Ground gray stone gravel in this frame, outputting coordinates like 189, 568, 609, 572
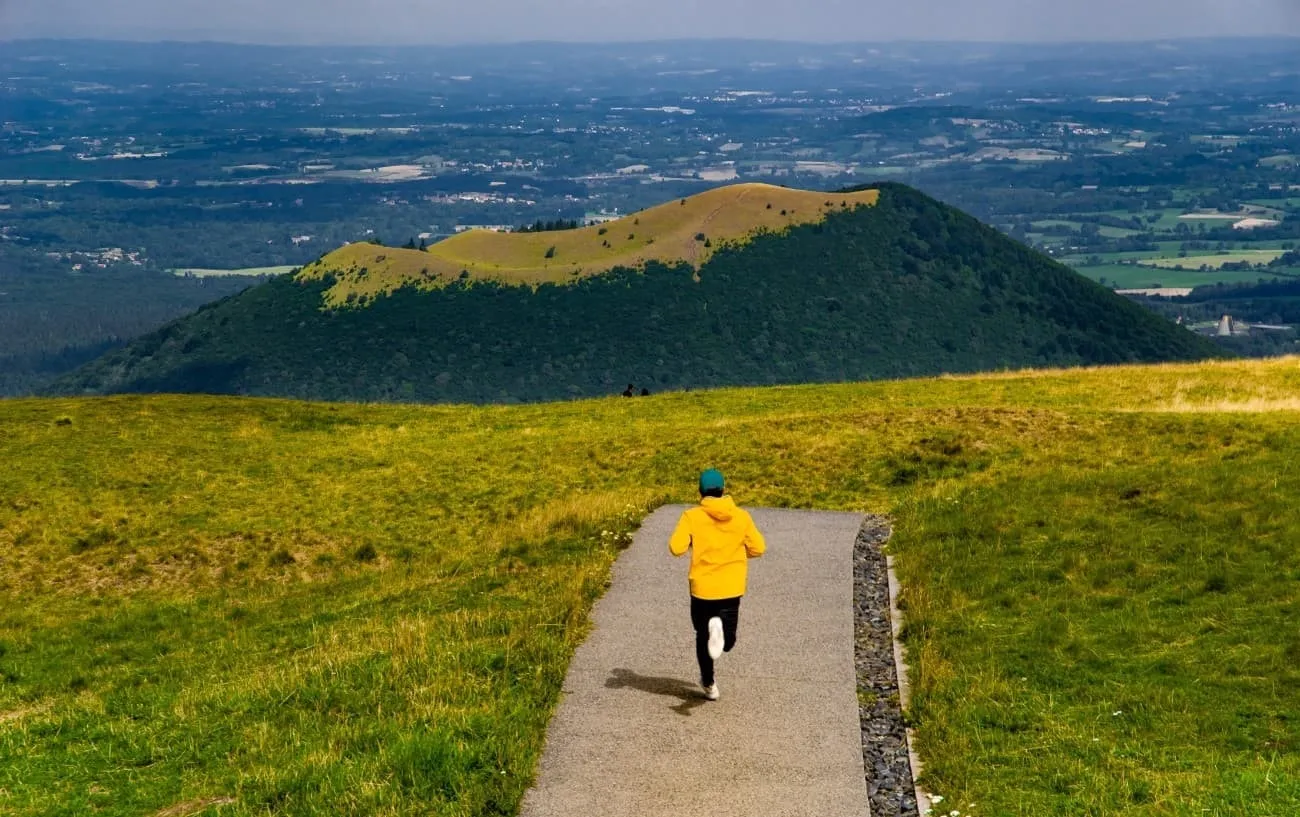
853, 517, 921, 817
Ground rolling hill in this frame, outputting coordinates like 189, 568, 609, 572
302, 183, 883, 305
51, 183, 1219, 402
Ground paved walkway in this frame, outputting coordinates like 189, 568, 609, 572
521, 506, 869, 817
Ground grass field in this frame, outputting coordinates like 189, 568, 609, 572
4, 359, 1300, 815
1140, 250, 1287, 270
1259, 155, 1298, 168
1071, 263, 1286, 289
1030, 220, 1142, 239
298, 183, 880, 305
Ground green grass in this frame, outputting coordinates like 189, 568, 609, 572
1028, 221, 1141, 240
4, 359, 1300, 814
1153, 210, 1212, 230
1098, 225, 1144, 238
1071, 263, 1286, 289
1066, 262, 1289, 291
1244, 198, 1300, 211
1063, 251, 1165, 265
1031, 220, 1082, 230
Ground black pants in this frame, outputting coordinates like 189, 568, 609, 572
690, 595, 741, 686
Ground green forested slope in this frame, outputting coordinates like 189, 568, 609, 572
51, 184, 1218, 402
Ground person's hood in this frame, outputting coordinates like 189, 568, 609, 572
700, 495, 736, 522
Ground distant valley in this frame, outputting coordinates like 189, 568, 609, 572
3, 39, 1297, 395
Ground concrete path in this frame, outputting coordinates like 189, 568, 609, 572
521, 506, 869, 817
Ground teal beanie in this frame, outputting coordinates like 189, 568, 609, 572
699, 468, 725, 494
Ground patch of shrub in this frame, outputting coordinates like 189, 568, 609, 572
352, 542, 378, 563
267, 548, 296, 567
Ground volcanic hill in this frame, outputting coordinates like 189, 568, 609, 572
52, 183, 1218, 402
303, 183, 884, 305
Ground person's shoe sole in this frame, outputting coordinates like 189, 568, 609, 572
707, 616, 724, 660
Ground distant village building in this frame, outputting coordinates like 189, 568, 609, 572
1217, 315, 1235, 337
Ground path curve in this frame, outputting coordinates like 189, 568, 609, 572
521, 506, 870, 817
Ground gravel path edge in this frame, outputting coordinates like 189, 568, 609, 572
886, 553, 933, 817
853, 517, 931, 817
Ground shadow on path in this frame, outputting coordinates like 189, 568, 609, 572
605, 668, 707, 716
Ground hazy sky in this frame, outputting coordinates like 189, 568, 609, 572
3, 0, 1299, 44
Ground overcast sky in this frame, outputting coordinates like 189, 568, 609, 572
3, 0, 1299, 44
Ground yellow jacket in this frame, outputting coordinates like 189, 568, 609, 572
669, 496, 766, 600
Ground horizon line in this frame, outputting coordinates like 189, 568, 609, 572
4, 34, 1299, 48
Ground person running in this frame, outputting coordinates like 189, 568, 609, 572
668, 469, 766, 701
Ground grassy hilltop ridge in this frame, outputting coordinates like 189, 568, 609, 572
300, 183, 883, 305
52, 183, 1219, 402
5, 358, 1300, 815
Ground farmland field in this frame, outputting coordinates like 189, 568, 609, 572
1071, 263, 1287, 289
1140, 250, 1287, 269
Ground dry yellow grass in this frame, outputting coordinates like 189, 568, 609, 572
0, 700, 53, 725
1149, 397, 1300, 413
298, 183, 879, 306
152, 798, 236, 817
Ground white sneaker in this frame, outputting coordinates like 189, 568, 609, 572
703, 682, 720, 701
707, 616, 724, 660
